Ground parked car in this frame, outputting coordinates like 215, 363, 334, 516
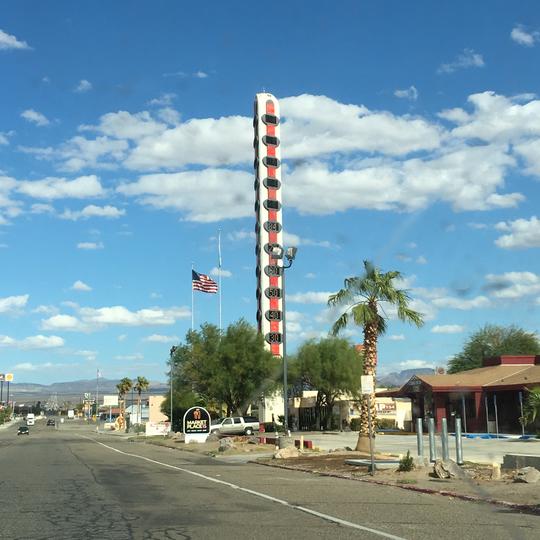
17, 426, 29, 436
46, 419, 56, 426
210, 416, 260, 436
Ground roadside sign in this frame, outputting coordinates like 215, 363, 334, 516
5, 373, 13, 382
183, 406, 211, 443
361, 375, 374, 395
0, 374, 4, 382
103, 395, 118, 406
84, 393, 91, 400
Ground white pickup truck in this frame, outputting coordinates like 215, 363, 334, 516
210, 416, 260, 436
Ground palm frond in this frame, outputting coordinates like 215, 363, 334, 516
331, 312, 350, 336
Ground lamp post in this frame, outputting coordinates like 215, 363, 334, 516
270, 245, 297, 434
169, 346, 177, 433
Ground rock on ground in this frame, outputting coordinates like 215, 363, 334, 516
433, 459, 467, 479
205, 432, 220, 442
274, 447, 300, 459
219, 437, 236, 452
514, 467, 540, 484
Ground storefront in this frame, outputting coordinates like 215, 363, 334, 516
391, 355, 540, 434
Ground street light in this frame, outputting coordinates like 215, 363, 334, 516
169, 346, 177, 433
270, 244, 297, 433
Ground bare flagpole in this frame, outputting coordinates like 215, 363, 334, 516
218, 229, 222, 332
191, 262, 194, 331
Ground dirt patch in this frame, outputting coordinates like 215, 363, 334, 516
254, 453, 540, 511
137, 435, 273, 457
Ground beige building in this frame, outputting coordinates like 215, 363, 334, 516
289, 390, 412, 431
148, 395, 168, 423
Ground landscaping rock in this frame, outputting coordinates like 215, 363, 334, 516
514, 467, 540, 484
413, 456, 429, 469
433, 459, 467, 479
274, 446, 300, 459
205, 432, 220, 442
247, 435, 259, 445
218, 437, 236, 452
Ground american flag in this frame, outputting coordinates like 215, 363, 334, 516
192, 270, 218, 293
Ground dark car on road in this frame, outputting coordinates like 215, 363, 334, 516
46, 419, 55, 426
17, 426, 29, 436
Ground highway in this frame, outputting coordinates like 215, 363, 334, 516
0, 420, 538, 539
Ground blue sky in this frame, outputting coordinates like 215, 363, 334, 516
1, 1, 540, 384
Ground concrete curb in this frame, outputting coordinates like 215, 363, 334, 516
252, 460, 540, 515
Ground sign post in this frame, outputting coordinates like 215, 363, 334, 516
361, 375, 375, 475
183, 406, 211, 443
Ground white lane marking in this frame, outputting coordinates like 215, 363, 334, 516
81, 436, 407, 540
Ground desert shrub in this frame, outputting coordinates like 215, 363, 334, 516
398, 450, 414, 472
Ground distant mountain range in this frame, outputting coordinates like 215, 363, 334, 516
378, 368, 435, 388
7, 378, 168, 404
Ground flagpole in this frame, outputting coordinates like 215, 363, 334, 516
95, 369, 100, 433
218, 229, 222, 333
191, 262, 194, 331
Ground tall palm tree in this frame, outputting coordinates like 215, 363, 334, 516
134, 376, 150, 425
116, 377, 133, 424
328, 260, 424, 452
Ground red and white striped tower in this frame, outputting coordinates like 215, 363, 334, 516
254, 93, 283, 357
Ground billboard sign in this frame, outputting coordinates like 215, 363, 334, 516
102, 395, 119, 406
5, 373, 13, 382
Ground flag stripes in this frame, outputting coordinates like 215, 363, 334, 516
192, 270, 218, 293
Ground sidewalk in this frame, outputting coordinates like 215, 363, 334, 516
293, 431, 540, 464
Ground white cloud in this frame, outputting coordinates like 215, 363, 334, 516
71, 280, 92, 292
484, 271, 540, 299
194, 71, 208, 78
74, 79, 93, 93
305, 272, 317, 279
431, 324, 465, 334
60, 205, 125, 221
0, 334, 64, 350
288, 291, 334, 304
118, 334, 127, 342
399, 359, 435, 369
21, 109, 50, 126
117, 169, 253, 222
148, 93, 177, 106
75, 350, 97, 360
282, 231, 332, 248
431, 295, 490, 310
0, 133, 10, 145
0, 294, 29, 313
30, 203, 55, 214
394, 86, 418, 101
388, 334, 405, 341
495, 216, 540, 249
210, 267, 232, 277
416, 256, 428, 264
0, 29, 30, 50
511, 25, 539, 47
438, 49, 485, 74
41, 314, 83, 331
32, 304, 58, 315
228, 230, 256, 241
143, 334, 180, 343
115, 353, 144, 361
77, 241, 104, 250
42, 305, 190, 332
17, 175, 105, 200
467, 222, 487, 230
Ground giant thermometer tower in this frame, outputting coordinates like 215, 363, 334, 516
254, 93, 284, 357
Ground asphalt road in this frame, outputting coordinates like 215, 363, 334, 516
0, 420, 538, 540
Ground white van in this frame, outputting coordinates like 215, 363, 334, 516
26, 413, 35, 426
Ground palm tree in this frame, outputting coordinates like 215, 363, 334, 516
116, 377, 133, 423
523, 387, 540, 426
328, 260, 424, 452
134, 376, 150, 425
